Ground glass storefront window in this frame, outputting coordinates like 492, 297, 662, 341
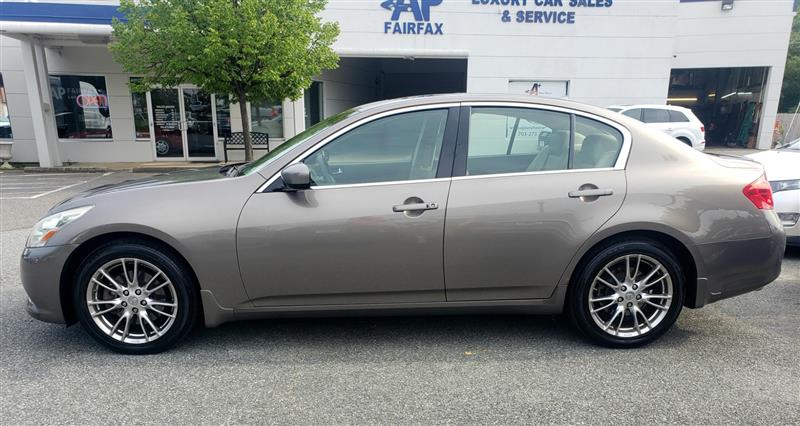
0, 74, 12, 139
130, 78, 150, 139
304, 81, 323, 129
250, 100, 283, 139
215, 95, 231, 139
49, 75, 112, 139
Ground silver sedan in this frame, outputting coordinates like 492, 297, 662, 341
21, 94, 785, 354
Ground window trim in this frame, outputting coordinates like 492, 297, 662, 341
257, 102, 460, 192
455, 101, 631, 177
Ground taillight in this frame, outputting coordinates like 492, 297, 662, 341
700, 126, 705, 133
743, 174, 774, 210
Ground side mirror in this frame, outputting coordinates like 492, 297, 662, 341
280, 163, 311, 190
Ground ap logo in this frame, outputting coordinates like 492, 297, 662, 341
380, 0, 442, 22
381, 0, 444, 35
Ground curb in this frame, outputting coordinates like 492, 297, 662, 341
23, 165, 220, 174
24, 166, 119, 173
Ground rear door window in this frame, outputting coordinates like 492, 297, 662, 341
642, 108, 671, 123
622, 108, 642, 121
467, 107, 571, 175
668, 110, 690, 122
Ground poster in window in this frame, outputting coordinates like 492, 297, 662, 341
49, 75, 112, 139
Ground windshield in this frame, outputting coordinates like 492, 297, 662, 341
777, 139, 800, 151
237, 108, 358, 176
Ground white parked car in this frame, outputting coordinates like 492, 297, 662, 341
608, 105, 705, 151
746, 139, 800, 246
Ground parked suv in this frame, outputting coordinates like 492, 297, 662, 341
608, 105, 705, 151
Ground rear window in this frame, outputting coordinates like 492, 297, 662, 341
642, 108, 670, 123
622, 108, 642, 121
668, 110, 690, 122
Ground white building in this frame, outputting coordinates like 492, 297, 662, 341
0, 0, 795, 165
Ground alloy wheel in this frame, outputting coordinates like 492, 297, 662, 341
587, 254, 673, 338
86, 257, 178, 344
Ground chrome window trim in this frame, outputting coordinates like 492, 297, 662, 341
451, 167, 617, 182
310, 177, 451, 190
460, 101, 632, 171
257, 103, 459, 192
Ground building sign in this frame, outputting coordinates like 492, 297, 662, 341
471, 0, 614, 24
509, 80, 569, 98
381, 0, 444, 35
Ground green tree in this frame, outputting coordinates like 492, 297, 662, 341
110, 0, 339, 161
779, 12, 800, 113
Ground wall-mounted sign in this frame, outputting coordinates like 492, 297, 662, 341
471, 0, 614, 24
509, 80, 569, 98
381, 0, 444, 35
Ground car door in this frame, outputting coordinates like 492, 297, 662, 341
444, 104, 628, 301
237, 106, 459, 306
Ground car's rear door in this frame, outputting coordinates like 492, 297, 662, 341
443, 103, 629, 301
237, 105, 460, 306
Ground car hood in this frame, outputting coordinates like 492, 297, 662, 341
745, 150, 800, 181
54, 167, 228, 209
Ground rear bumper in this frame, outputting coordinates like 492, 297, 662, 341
690, 230, 785, 308
20, 244, 77, 324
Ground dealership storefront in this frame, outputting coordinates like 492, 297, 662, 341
0, 0, 794, 166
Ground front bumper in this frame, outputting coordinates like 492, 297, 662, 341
20, 244, 77, 324
691, 227, 785, 308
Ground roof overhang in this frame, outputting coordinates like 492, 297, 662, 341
0, 2, 121, 41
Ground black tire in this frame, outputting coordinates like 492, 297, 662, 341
677, 137, 693, 147
72, 240, 198, 354
568, 239, 685, 348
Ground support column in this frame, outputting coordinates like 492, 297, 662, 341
19, 36, 61, 166
756, 66, 785, 150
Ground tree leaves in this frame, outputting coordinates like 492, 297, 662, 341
110, 0, 340, 160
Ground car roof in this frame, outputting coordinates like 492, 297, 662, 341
351, 93, 624, 123
612, 104, 692, 112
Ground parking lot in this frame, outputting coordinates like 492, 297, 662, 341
1, 171, 798, 424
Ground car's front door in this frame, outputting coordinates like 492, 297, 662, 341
444, 105, 628, 301
237, 106, 459, 306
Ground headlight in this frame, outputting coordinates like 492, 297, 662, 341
27, 206, 93, 248
770, 179, 800, 194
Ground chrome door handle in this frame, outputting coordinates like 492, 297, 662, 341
568, 189, 613, 198
392, 202, 438, 212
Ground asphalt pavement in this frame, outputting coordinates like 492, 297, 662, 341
1, 171, 798, 424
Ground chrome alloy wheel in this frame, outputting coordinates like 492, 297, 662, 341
86, 258, 178, 344
588, 254, 673, 338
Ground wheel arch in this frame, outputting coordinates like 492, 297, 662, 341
59, 231, 204, 326
564, 228, 700, 309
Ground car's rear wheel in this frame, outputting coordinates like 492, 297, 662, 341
73, 241, 198, 354
677, 137, 692, 147
569, 239, 685, 348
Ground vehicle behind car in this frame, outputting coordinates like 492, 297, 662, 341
747, 138, 800, 246
608, 104, 705, 151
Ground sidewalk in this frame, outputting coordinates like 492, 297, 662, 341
20, 161, 224, 173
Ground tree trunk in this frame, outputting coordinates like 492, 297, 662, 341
236, 91, 253, 162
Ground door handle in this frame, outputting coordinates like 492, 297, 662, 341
568, 189, 613, 198
392, 202, 438, 212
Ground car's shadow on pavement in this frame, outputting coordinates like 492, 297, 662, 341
171, 312, 694, 361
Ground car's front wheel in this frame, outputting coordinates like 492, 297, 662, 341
569, 239, 685, 348
72, 241, 198, 354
